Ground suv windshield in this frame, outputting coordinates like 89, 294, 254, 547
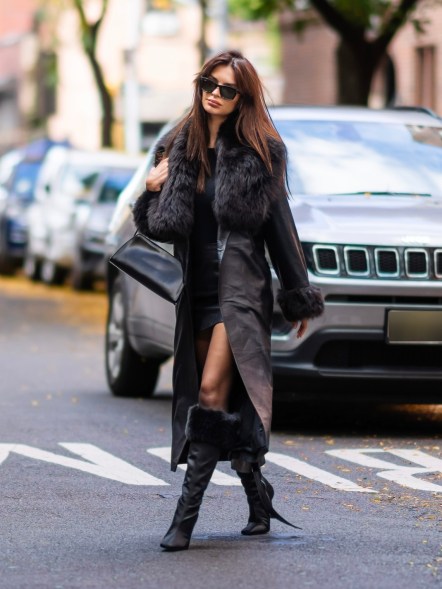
60, 165, 101, 200
98, 169, 135, 204
276, 120, 442, 198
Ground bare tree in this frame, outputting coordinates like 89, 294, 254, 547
72, 0, 113, 146
39, 0, 114, 146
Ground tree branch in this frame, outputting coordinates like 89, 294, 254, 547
98, 0, 109, 23
73, 0, 88, 29
309, 0, 364, 46
375, 0, 419, 52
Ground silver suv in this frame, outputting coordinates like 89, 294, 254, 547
105, 106, 442, 401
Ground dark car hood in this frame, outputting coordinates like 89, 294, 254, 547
292, 193, 442, 247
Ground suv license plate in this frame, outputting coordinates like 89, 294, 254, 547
386, 310, 442, 344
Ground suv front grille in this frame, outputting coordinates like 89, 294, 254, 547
375, 248, 399, 277
434, 249, 442, 277
310, 244, 442, 280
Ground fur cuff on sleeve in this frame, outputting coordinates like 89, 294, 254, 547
277, 285, 324, 322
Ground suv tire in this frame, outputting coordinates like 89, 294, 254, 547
41, 259, 68, 285
71, 263, 94, 291
23, 252, 42, 281
0, 236, 15, 275
105, 277, 161, 398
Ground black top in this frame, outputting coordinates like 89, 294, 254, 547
191, 148, 218, 249
190, 148, 222, 330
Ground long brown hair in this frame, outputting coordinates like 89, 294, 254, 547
169, 50, 284, 192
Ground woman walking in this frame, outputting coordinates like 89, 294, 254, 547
133, 49, 324, 551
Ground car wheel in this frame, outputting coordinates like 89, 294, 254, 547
105, 278, 162, 398
41, 259, 68, 285
0, 253, 15, 275
23, 252, 42, 281
71, 260, 94, 291
0, 239, 15, 275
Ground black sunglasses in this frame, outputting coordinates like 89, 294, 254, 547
200, 76, 239, 101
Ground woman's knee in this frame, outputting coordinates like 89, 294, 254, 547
199, 378, 226, 409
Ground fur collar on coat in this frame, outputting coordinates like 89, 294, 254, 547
133, 115, 287, 240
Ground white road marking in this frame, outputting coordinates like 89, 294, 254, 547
266, 451, 377, 493
0, 443, 440, 492
326, 449, 442, 493
147, 447, 241, 485
0, 443, 168, 486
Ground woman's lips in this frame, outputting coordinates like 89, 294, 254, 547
207, 98, 220, 107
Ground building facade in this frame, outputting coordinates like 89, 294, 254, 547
0, 0, 39, 152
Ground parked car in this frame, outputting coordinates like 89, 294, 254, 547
70, 162, 142, 290
24, 146, 140, 285
0, 138, 67, 274
104, 106, 442, 401
0, 148, 22, 205
0, 148, 22, 181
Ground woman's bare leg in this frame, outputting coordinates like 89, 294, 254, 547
194, 322, 235, 411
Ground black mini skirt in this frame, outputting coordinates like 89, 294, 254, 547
191, 243, 223, 333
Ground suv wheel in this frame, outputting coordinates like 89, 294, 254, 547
0, 254, 15, 275
71, 264, 94, 291
105, 278, 161, 398
23, 252, 42, 281
41, 259, 68, 285
0, 238, 15, 275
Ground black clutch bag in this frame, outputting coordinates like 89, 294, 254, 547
109, 232, 184, 304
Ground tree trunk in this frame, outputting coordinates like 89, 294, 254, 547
336, 40, 378, 105
198, 0, 209, 66
86, 50, 114, 147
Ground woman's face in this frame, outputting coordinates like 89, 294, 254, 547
200, 64, 240, 119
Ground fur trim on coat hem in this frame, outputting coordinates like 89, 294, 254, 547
185, 405, 241, 450
277, 285, 324, 322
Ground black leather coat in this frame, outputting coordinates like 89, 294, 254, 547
133, 115, 324, 471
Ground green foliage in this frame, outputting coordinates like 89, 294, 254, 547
228, 0, 435, 35
267, 13, 282, 68
331, 0, 391, 29
410, 16, 431, 34
228, 0, 286, 20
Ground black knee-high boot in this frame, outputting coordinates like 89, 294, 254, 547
160, 405, 240, 552
237, 464, 302, 536
238, 470, 274, 535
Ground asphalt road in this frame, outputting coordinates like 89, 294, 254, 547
0, 275, 440, 589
